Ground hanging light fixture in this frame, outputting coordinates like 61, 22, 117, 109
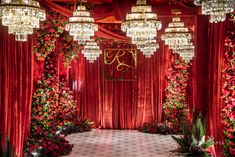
136, 39, 159, 58
0, 0, 46, 41
121, 0, 161, 57
65, 0, 98, 45
172, 42, 195, 63
161, 10, 193, 49
162, 10, 195, 63
81, 39, 102, 63
201, 0, 234, 23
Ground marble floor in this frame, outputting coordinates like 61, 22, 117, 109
63, 129, 178, 157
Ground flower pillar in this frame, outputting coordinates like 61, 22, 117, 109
163, 57, 190, 132
222, 31, 235, 157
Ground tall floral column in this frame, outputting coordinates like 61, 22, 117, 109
222, 31, 235, 157
24, 52, 73, 156
163, 58, 190, 132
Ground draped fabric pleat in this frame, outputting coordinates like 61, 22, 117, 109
0, 26, 34, 156
207, 21, 235, 156
69, 42, 171, 129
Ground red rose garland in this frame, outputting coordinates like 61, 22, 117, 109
34, 12, 66, 59
34, 11, 79, 66
24, 53, 73, 156
139, 58, 190, 134
60, 32, 80, 66
163, 58, 190, 133
222, 31, 235, 157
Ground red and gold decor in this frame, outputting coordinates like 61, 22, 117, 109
222, 30, 235, 157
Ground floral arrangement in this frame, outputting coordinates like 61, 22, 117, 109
229, 12, 235, 22
62, 118, 94, 135
24, 53, 94, 156
34, 12, 66, 59
163, 58, 190, 133
24, 53, 73, 157
57, 81, 94, 134
34, 11, 79, 66
222, 31, 235, 157
60, 32, 80, 66
139, 58, 190, 134
139, 121, 174, 134
57, 81, 78, 128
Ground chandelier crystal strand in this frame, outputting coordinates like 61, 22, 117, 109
81, 39, 102, 63
172, 42, 195, 63
0, 0, 46, 41
65, 4, 98, 45
202, 0, 234, 23
121, 0, 161, 57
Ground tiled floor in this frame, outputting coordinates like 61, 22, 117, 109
63, 129, 178, 157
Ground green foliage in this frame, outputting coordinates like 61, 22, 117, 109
0, 134, 15, 157
171, 113, 214, 157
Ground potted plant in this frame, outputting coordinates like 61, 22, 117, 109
171, 113, 215, 157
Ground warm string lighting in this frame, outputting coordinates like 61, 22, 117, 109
161, 10, 194, 63
81, 39, 102, 63
121, 0, 161, 58
0, 0, 46, 41
65, 0, 98, 45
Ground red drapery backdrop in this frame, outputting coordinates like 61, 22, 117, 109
0, 0, 234, 155
0, 26, 34, 157
206, 20, 235, 156
69, 42, 172, 129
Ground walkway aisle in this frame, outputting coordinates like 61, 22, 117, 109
63, 129, 178, 157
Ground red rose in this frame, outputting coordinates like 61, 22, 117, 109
228, 133, 233, 139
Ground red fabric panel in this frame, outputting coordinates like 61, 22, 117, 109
0, 26, 34, 157
69, 42, 171, 129
207, 21, 233, 157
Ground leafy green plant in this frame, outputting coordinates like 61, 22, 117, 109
0, 134, 15, 157
171, 113, 214, 157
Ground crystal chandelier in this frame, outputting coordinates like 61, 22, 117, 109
161, 10, 195, 63
172, 42, 195, 63
201, 0, 234, 23
161, 13, 193, 48
136, 39, 159, 58
0, 0, 46, 41
121, 0, 161, 57
81, 39, 102, 63
65, 3, 98, 45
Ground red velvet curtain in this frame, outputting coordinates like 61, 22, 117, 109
0, 26, 34, 156
69, 41, 172, 129
207, 20, 235, 156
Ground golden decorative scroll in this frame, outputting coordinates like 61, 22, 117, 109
104, 49, 137, 72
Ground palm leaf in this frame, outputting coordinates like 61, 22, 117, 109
198, 135, 206, 147
202, 138, 215, 149
172, 135, 186, 147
